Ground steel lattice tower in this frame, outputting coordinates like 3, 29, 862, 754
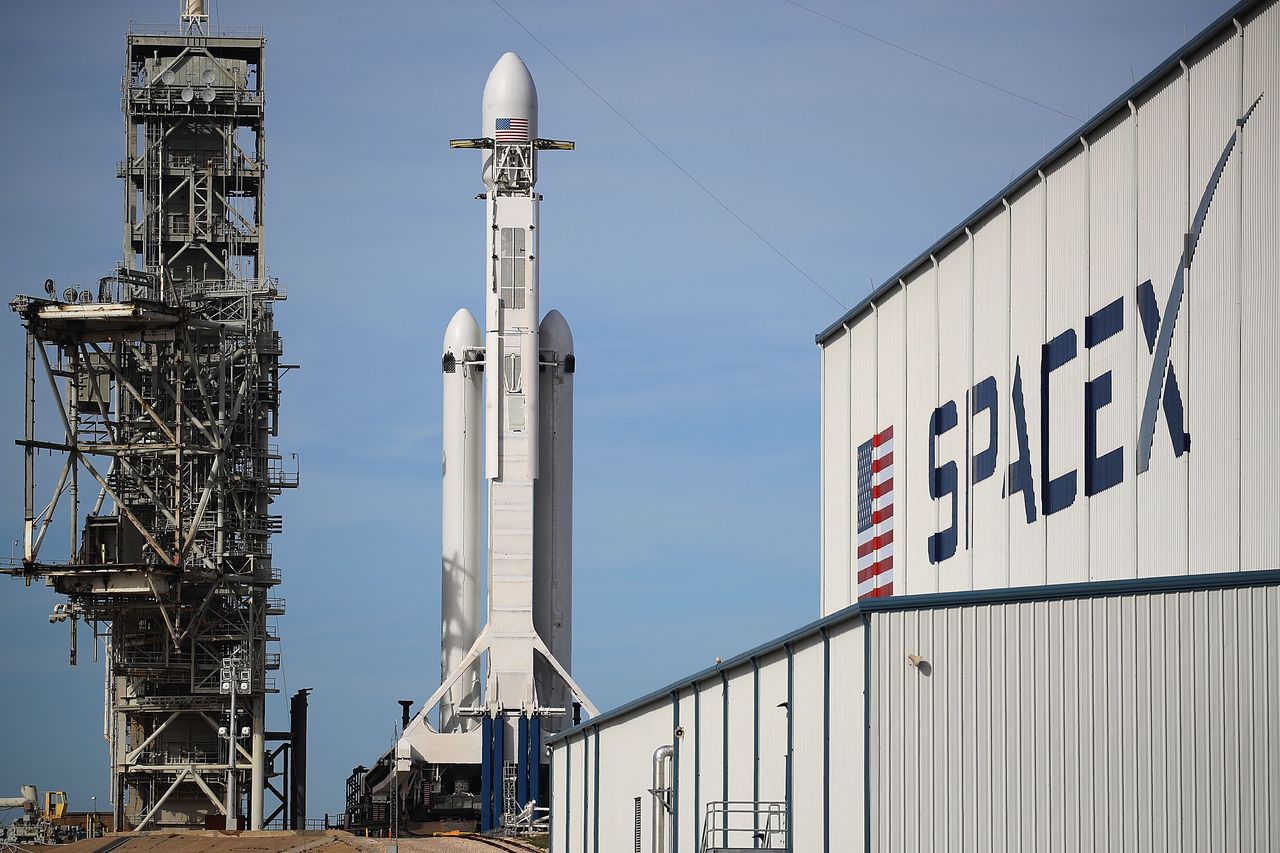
5, 5, 295, 831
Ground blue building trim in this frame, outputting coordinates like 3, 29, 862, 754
863, 616, 872, 853
820, 627, 831, 853
815, 0, 1264, 346
784, 643, 794, 853
751, 657, 760, 842
720, 669, 729, 851
592, 726, 600, 853
671, 691, 681, 853
548, 569, 1280, 745
693, 685, 701, 849
563, 735, 571, 853
582, 730, 589, 852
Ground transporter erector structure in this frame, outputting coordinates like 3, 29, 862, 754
4, 0, 307, 832
357, 53, 596, 833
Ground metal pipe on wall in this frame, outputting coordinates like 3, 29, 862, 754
650, 744, 673, 853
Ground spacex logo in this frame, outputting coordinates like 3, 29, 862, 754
923, 95, 1263, 566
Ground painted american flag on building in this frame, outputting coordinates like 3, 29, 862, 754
856, 426, 894, 598
495, 117, 530, 141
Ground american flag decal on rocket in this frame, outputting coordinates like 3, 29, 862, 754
856, 426, 894, 598
495, 117, 530, 141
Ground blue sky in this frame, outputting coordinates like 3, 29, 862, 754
0, 0, 1232, 818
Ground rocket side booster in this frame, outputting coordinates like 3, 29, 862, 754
392, 56, 594, 813
534, 309, 574, 733
440, 308, 483, 733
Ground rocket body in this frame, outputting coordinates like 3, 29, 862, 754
438, 52, 582, 723
386, 52, 594, 832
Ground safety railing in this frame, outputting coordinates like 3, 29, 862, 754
128, 22, 264, 38
700, 801, 788, 852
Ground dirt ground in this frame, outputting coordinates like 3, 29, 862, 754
16, 830, 545, 853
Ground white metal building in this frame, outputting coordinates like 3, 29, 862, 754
550, 574, 1280, 852
817, 0, 1279, 613
549, 1, 1280, 850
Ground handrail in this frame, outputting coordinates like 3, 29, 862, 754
128, 22, 264, 38
700, 800, 789, 851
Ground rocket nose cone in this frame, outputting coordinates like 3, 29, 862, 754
482, 52, 538, 140
538, 309, 573, 353
444, 308, 482, 353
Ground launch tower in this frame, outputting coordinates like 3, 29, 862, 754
4, 1, 295, 832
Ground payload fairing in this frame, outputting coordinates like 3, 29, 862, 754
370, 53, 596, 832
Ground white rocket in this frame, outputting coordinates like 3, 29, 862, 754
390, 54, 596, 823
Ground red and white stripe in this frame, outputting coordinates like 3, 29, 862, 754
857, 427, 894, 598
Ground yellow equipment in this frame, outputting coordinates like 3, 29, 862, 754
42, 792, 66, 821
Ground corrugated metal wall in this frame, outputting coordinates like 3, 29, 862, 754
550, 576, 1279, 852
869, 584, 1280, 851
819, 0, 1280, 615
551, 616, 869, 853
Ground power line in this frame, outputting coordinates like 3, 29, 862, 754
487, 0, 847, 310
780, 0, 1083, 123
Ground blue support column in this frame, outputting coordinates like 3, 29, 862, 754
480, 715, 493, 832
517, 716, 530, 808
530, 715, 542, 808
491, 718, 506, 830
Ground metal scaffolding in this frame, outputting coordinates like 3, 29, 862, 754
4, 13, 295, 832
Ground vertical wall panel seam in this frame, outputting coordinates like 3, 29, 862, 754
902, 279, 909, 595
820, 346, 827, 614
693, 685, 701, 851
1182, 63, 1191, 577
785, 644, 794, 853
864, 616, 873, 853
1040, 170, 1049, 585
1084, 135, 1093, 583
1004, 199, 1013, 589
592, 726, 600, 853
934, 255, 941, 593
564, 738, 571, 853
964, 229, 974, 577
671, 693, 680, 853
751, 657, 760, 841
1234, 19, 1244, 572
721, 670, 729, 851
1130, 99, 1140, 586
849, 322, 860, 601
821, 627, 831, 853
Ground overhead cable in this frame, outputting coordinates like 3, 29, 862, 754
781, 0, 1084, 123
488, 0, 848, 310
